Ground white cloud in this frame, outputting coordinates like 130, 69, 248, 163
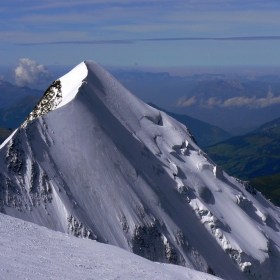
176, 96, 197, 107
0, 75, 4, 81
205, 97, 221, 108
177, 90, 280, 109
14, 58, 52, 86
221, 96, 256, 107
221, 91, 280, 108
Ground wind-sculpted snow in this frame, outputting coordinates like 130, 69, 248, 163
0, 213, 222, 280
0, 61, 280, 279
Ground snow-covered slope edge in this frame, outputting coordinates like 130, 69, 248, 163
0, 213, 221, 280
0, 61, 280, 279
21, 62, 88, 128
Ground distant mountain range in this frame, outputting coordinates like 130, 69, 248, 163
0, 87, 232, 147
0, 82, 42, 144
205, 117, 280, 180
253, 117, 280, 133
172, 77, 280, 135
113, 69, 280, 135
249, 173, 280, 207
204, 117, 280, 206
2, 70, 280, 136
0, 126, 13, 144
0, 80, 42, 109
0, 95, 40, 129
0, 80, 42, 136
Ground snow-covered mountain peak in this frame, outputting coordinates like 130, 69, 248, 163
1, 61, 280, 279
22, 60, 162, 134
21, 62, 87, 128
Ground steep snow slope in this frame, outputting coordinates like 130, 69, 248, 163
0, 213, 222, 280
0, 61, 280, 279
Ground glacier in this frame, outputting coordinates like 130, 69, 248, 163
0, 61, 280, 279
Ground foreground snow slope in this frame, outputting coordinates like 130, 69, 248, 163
0, 213, 221, 280
0, 61, 280, 279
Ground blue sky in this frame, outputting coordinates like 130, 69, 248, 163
1, 0, 280, 69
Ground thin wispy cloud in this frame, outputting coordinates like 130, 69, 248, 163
0, 31, 90, 44
17, 36, 280, 45
17, 0, 173, 11
6, 0, 280, 11
1, 0, 280, 66
142, 36, 280, 41
219, 92, 280, 108
177, 96, 197, 107
14, 6, 280, 27
3, 0, 280, 44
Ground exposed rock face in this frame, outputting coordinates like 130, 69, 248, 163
22, 80, 62, 128
236, 179, 257, 195
132, 224, 167, 261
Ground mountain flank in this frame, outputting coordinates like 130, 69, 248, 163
0, 80, 42, 109
250, 173, 280, 207
148, 103, 232, 147
0, 95, 40, 129
205, 117, 280, 180
0, 126, 13, 144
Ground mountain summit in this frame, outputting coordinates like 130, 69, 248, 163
1, 61, 280, 279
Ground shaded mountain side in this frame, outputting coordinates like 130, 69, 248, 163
148, 103, 232, 147
205, 119, 280, 180
0, 95, 40, 128
250, 173, 280, 207
0, 126, 13, 144
253, 117, 280, 133
0, 80, 42, 109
